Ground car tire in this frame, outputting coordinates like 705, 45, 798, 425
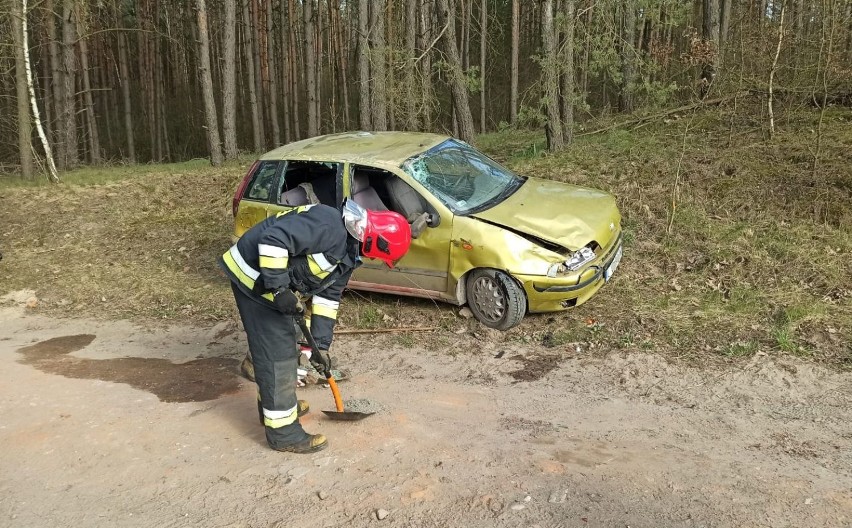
465, 269, 526, 331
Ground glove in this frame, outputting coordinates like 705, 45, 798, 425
272, 289, 305, 314
309, 349, 332, 376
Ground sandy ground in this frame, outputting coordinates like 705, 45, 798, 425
1, 293, 850, 528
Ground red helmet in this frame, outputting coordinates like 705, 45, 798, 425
361, 210, 412, 268
343, 199, 412, 268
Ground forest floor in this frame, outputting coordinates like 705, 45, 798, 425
0, 108, 850, 526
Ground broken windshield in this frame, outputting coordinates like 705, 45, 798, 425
402, 140, 524, 215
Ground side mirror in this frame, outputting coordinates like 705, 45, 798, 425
426, 211, 440, 228
410, 213, 429, 239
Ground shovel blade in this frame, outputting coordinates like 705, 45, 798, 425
322, 410, 375, 421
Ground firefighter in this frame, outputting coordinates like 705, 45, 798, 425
220, 200, 411, 453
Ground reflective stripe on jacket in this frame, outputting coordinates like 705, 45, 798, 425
219, 204, 360, 350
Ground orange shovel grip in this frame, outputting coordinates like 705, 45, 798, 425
327, 376, 345, 412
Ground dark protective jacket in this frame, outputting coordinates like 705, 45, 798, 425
219, 204, 360, 350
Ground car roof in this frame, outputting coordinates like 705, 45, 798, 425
259, 131, 450, 168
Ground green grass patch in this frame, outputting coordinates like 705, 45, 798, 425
721, 341, 759, 358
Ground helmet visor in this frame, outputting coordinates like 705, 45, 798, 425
342, 198, 368, 241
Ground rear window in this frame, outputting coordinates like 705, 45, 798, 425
245, 161, 281, 201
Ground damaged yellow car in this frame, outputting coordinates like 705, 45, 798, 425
231, 132, 623, 330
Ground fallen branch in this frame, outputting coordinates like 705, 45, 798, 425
336, 326, 437, 335
576, 92, 752, 137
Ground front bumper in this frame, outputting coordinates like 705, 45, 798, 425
516, 235, 623, 313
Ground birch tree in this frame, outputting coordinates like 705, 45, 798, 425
20, 0, 59, 181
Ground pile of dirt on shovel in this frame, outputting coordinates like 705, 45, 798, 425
342, 398, 386, 413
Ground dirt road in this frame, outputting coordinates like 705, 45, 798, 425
1, 294, 850, 528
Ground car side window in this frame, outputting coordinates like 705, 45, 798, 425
278, 161, 342, 208
245, 161, 280, 202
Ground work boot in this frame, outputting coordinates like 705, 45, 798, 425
257, 400, 310, 426
239, 355, 255, 382
267, 421, 328, 454
272, 433, 328, 454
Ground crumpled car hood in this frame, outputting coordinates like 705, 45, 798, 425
472, 177, 620, 251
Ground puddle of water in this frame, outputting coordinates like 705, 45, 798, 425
17, 334, 241, 403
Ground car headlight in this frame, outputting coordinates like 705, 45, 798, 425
547, 247, 596, 277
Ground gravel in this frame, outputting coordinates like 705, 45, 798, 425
341, 398, 385, 414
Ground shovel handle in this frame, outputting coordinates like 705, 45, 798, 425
327, 376, 345, 412
296, 317, 344, 412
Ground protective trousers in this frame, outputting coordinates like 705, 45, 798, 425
231, 283, 307, 448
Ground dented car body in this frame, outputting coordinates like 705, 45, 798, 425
232, 131, 623, 329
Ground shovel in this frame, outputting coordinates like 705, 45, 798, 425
296, 317, 374, 421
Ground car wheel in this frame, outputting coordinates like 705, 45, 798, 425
466, 269, 526, 330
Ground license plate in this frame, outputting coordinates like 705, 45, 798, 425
604, 246, 623, 282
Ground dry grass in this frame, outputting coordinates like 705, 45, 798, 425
1, 107, 850, 367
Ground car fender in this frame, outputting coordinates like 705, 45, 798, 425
448, 216, 564, 302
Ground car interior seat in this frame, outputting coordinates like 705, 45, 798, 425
385, 177, 430, 238
351, 173, 388, 211
279, 182, 319, 206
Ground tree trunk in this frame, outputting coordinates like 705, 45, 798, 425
46, 0, 63, 149
358, 0, 372, 129
96, 36, 113, 156
419, 0, 434, 130
436, 0, 475, 142
768, 5, 785, 139
305, 0, 319, 136
242, 0, 263, 152
242, 0, 263, 151
138, 0, 155, 162
542, 0, 564, 150
196, 0, 223, 166
619, 0, 636, 112
78, 18, 101, 165
720, 0, 733, 66
560, 0, 575, 144
40, 34, 53, 152
266, 0, 280, 146
479, 0, 487, 133
222, 0, 238, 158
288, 0, 302, 139
325, 0, 338, 129
461, 0, 470, 72
251, 0, 267, 147
60, 0, 78, 169
117, 31, 136, 163
370, 0, 389, 130
280, 1, 292, 143
333, 2, 351, 129
22, 0, 59, 181
846, 1, 852, 65
318, 0, 327, 131
702, 0, 721, 95
581, 3, 593, 96
510, 0, 519, 125
13, 0, 34, 179
406, 0, 419, 130
156, 49, 170, 161
152, 0, 163, 161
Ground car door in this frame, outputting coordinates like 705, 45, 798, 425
349, 165, 453, 299
234, 160, 282, 236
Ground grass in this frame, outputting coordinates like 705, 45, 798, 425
1, 106, 850, 367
